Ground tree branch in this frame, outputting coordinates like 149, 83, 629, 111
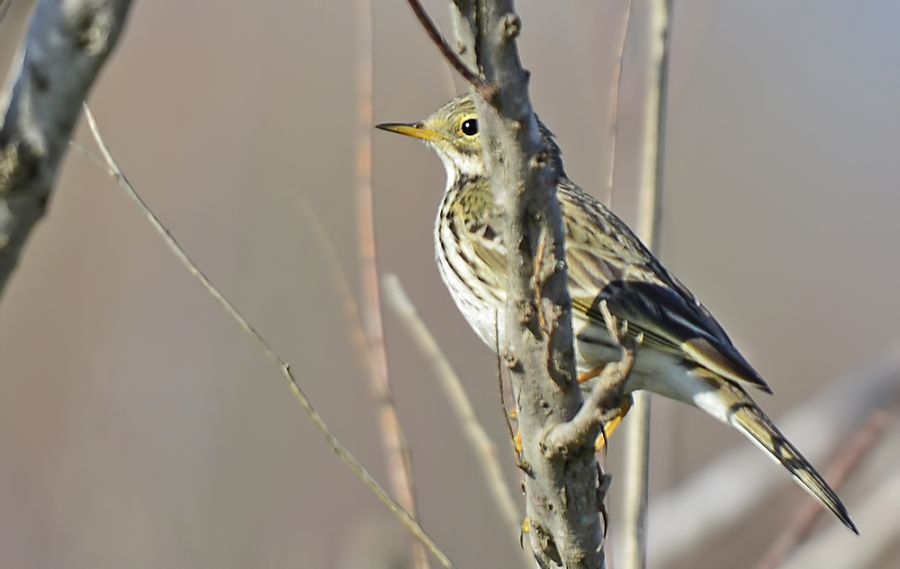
405, 0, 494, 99
622, 2, 672, 568
0, 0, 133, 297
544, 303, 640, 455
446, 1, 609, 567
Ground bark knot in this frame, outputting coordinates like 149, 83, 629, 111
500, 13, 521, 40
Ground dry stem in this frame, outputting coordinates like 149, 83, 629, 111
405, 0, 494, 99
80, 105, 454, 569
354, 2, 428, 567
623, 2, 673, 568
605, 0, 634, 208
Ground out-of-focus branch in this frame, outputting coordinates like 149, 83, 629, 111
605, 0, 633, 208
383, 275, 526, 550
623, 2, 672, 568
755, 408, 895, 569
0, 0, 11, 26
299, 202, 373, 384
645, 344, 900, 564
354, 3, 427, 568
779, 454, 900, 569
446, 1, 613, 567
0, 0, 133, 297
79, 107, 455, 569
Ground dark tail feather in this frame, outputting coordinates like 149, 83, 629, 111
728, 394, 858, 534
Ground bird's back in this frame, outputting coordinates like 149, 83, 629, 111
435, 174, 767, 393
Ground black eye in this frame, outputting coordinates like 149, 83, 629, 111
461, 118, 479, 136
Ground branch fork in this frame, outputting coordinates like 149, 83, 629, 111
544, 300, 641, 457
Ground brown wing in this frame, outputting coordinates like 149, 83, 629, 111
559, 180, 772, 393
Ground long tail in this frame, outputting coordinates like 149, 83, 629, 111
725, 386, 859, 533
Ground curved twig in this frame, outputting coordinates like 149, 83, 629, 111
405, 0, 495, 100
79, 105, 455, 569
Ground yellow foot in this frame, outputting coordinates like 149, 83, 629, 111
594, 396, 633, 452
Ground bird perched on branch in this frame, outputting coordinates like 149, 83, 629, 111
377, 94, 857, 533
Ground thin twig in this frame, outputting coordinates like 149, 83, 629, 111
605, 0, 634, 208
755, 408, 895, 569
623, 2, 673, 568
79, 105, 454, 569
383, 274, 523, 541
355, 2, 428, 568
405, 0, 495, 100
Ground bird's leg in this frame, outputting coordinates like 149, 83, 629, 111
578, 364, 607, 384
595, 395, 633, 451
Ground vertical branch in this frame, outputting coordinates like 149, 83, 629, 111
605, 0, 634, 208
449, 2, 606, 568
354, 2, 428, 568
622, 1, 672, 569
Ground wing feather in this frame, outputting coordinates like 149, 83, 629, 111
559, 181, 772, 393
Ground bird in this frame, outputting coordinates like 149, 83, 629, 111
376, 94, 857, 533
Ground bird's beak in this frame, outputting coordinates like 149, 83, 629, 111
375, 122, 440, 142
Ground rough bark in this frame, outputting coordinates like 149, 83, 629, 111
450, 2, 608, 567
0, 0, 133, 297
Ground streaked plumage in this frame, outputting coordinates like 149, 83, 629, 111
377, 95, 857, 533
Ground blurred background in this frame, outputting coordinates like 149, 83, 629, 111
1, 1, 899, 567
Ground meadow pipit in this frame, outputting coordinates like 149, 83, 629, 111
377, 95, 856, 532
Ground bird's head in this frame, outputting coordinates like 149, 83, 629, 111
377, 94, 564, 187
376, 95, 485, 184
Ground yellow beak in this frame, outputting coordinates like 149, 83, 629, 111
375, 122, 441, 142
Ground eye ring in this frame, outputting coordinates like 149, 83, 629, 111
460, 118, 479, 136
